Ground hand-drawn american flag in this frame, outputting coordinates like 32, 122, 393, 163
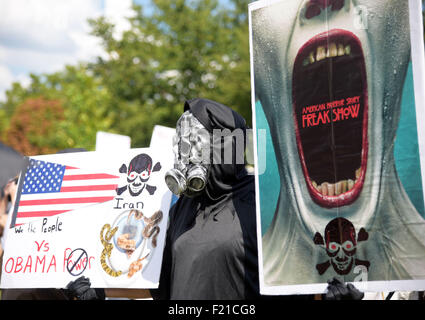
13, 158, 119, 226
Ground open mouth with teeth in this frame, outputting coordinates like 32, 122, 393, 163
293, 29, 368, 208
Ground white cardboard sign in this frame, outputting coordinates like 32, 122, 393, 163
0, 147, 173, 289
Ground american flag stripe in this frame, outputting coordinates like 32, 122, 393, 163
16, 190, 117, 200
62, 173, 118, 181
60, 184, 119, 192
59, 178, 119, 187
16, 203, 97, 213
13, 158, 120, 226
19, 196, 116, 206
15, 210, 70, 218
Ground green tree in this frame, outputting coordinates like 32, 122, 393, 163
1, 65, 115, 153
89, 0, 252, 147
1, 0, 253, 151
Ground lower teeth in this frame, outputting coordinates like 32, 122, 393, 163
312, 168, 360, 196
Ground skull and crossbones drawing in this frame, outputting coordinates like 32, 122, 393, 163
313, 217, 370, 275
116, 154, 161, 196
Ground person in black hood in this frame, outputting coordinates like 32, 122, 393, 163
152, 98, 259, 300
149, 98, 364, 300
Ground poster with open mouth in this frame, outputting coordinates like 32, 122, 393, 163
0, 148, 173, 289
249, 0, 425, 295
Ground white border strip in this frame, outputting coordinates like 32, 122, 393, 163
260, 279, 425, 296
248, 1, 267, 297
409, 0, 425, 214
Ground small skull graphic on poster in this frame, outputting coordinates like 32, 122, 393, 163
116, 154, 161, 197
313, 217, 370, 276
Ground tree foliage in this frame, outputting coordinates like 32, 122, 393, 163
88, 0, 251, 147
5, 97, 64, 155
1, 65, 115, 153
0, 0, 252, 154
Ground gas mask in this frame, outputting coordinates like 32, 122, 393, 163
165, 111, 210, 197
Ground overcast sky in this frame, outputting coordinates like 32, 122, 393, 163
0, 0, 137, 101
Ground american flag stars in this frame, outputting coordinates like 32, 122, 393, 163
22, 159, 66, 194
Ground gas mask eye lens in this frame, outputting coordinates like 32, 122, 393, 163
187, 176, 206, 192
165, 169, 187, 195
186, 164, 208, 192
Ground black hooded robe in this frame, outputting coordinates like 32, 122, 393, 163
151, 98, 260, 300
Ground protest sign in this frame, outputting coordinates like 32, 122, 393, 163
249, 0, 425, 294
96, 131, 131, 152
0, 148, 173, 289
149, 125, 175, 149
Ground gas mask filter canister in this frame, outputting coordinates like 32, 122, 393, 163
165, 111, 210, 196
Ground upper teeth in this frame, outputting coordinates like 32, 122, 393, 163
303, 43, 351, 66
312, 167, 361, 196
316, 46, 326, 61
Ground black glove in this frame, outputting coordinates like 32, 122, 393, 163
324, 277, 364, 300
64, 276, 105, 300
